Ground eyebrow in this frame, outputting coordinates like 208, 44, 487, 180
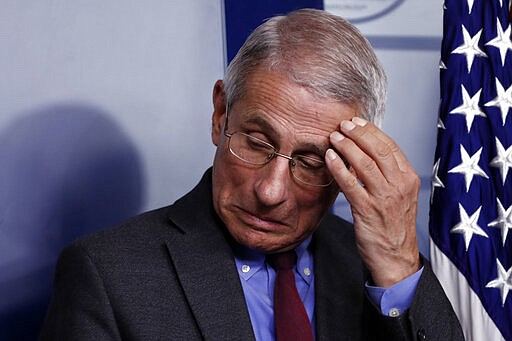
242, 115, 279, 138
241, 113, 329, 157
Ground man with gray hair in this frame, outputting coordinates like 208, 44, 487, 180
41, 9, 464, 340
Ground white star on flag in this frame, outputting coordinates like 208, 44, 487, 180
485, 18, 512, 66
490, 137, 512, 185
488, 198, 512, 246
467, 0, 475, 14
431, 158, 445, 203
450, 84, 486, 132
452, 25, 487, 73
450, 204, 488, 251
438, 118, 446, 129
484, 78, 512, 126
486, 259, 512, 306
449, 145, 489, 191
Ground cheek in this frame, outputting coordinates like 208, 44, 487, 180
299, 185, 337, 207
296, 189, 338, 222
212, 149, 249, 205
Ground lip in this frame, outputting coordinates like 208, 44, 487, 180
236, 206, 288, 232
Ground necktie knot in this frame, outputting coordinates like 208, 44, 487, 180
267, 250, 297, 271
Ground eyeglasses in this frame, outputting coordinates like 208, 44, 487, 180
224, 131, 334, 187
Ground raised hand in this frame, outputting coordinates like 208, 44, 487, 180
325, 117, 421, 287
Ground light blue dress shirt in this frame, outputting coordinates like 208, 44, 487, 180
233, 237, 423, 341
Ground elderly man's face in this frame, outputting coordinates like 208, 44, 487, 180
211, 69, 356, 253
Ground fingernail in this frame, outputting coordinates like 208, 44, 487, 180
326, 149, 337, 160
352, 117, 368, 126
330, 131, 345, 142
341, 120, 356, 131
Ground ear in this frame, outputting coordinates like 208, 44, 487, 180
211, 79, 227, 146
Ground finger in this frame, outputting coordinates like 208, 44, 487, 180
340, 117, 413, 180
350, 117, 412, 173
325, 146, 370, 209
329, 130, 388, 192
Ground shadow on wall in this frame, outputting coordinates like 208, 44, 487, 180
0, 103, 144, 340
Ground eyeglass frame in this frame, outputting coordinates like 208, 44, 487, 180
222, 104, 334, 187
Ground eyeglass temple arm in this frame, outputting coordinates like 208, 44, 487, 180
222, 102, 231, 134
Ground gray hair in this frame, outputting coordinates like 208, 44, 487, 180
223, 8, 387, 125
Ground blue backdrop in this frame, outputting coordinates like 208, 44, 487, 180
224, 0, 323, 63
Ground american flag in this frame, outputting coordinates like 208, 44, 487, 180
429, 0, 512, 340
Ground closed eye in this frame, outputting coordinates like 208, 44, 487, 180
245, 134, 274, 152
295, 155, 325, 170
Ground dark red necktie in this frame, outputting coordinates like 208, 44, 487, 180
267, 251, 314, 341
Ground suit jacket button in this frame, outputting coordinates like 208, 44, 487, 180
417, 328, 426, 340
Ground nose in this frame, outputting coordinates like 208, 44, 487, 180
253, 155, 291, 207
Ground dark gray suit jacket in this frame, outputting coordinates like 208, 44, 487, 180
40, 169, 464, 340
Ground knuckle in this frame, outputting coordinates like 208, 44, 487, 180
408, 172, 421, 190
351, 126, 369, 139
397, 174, 420, 198
360, 158, 378, 174
388, 141, 400, 154
352, 197, 372, 215
345, 176, 361, 191
375, 143, 392, 159
413, 173, 421, 187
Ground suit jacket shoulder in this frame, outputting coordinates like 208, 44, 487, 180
41, 170, 255, 341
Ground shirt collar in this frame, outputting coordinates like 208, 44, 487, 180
295, 237, 314, 285
233, 237, 313, 284
233, 243, 266, 281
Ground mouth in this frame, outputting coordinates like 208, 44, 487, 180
236, 206, 289, 232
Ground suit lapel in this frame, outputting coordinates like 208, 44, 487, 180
164, 170, 255, 341
313, 215, 366, 341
